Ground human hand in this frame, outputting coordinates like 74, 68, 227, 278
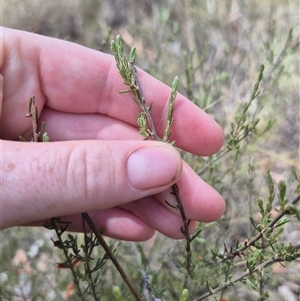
1, 27, 225, 241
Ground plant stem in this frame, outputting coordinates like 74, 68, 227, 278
51, 219, 84, 299
111, 36, 193, 276
82, 217, 99, 301
129, 63, 192, 275
170, 184, 192, 276
81, 213, 142, 301
194, 254, 283, 301
128, 61, 159, 141
230, 193, 300, 257
205, 192, 300, 267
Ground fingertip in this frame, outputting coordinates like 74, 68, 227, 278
212, 119, 225, 154
204, 193, 226, 222
126, 142, 182, 190
192, 180, 226, 223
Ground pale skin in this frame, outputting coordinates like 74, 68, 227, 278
0, 27, 225, 241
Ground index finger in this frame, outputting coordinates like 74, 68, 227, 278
1, 27, 223, 155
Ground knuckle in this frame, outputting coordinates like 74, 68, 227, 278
66, 144, 116, 204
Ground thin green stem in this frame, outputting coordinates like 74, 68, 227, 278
194, 254, 282, 301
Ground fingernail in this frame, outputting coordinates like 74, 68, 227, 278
127, 145, 181, 190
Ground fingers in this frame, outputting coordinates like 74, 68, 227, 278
33, 107, 143, 142
120, 197, 197, 239
1, 27, 223, 155
1, 27, 226, 239
28, 208, 157, 241
1, 139, 182, 229
27, 197, 197, 241
156, 162, 226, 222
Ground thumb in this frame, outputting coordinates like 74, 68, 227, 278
2, 140, 182, 229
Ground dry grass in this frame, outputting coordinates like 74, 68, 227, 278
1, 0, 299, 300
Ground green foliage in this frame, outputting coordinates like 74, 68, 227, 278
111, 35, 178, 145
179, 288, 189, 301
112, 286, 127, 301
112, 35, 193, 278
109, 34, 300, 301
162, 76, 178, 145
2, 1, 300, 301
44, 217, 111, 300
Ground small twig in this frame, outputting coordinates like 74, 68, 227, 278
194, 254, 283, 301
198, 65, 265, 176
229, 193, 300, 257
206, 192, 300, 267
26, 96, 39, 142
138, 269, 161, 301
50, 218, 84, 299
111, 36, 193, 275
169, 184, 193, 276
20, 96, 49, 142
218, 262, 234, 301
82, 217, 98, 301
254, 29, 295, 109
81, 213, 142, 301
197, 131, 252, 175
129, 62, 193, 275
128, 61, 159, 141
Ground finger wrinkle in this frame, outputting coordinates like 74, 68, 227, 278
97, 57, 116, 116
